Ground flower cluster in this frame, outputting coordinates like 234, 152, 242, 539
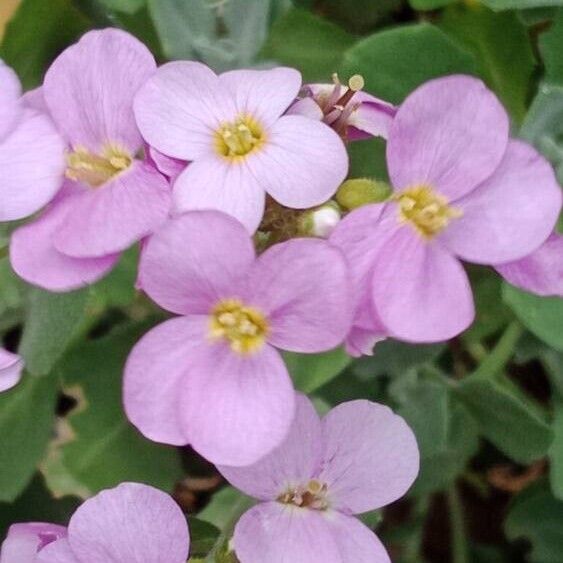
1, 26, 561, 563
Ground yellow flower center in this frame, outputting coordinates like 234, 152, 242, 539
395, 185, 462, 239
215, 115, 265, 161
278, 480, 329, 511
209, 298, 269, 355
65, 145, 132, 188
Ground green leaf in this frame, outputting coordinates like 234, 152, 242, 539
394, 378, 479, 495
439, 5, 535, 122
189, 517, 221, 558
483, 0, 563, 11
198, 486, 253, 530
56, 322, 183, 495
0, 474, 79, 538
0, 0, 90, 89
99, 0, 145, 13
261, 8, 355, 82
455, 376, 552, 463
347, 137, 389, 181
520, 82, 563, 183
540, 9, 563, 85
505, 481, 563, 562
340, 23, 476, 104
320, 0, 401, 33
549, 400, 563, 499
19, 288, 89, 377
0, 373, 58, 501
149, 0, 281, 71
284, 347, 351, 393
503, 283, 563, 352
410, 0, 456, 10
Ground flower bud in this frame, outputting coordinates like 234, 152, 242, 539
300, 202, 341, 238
336, 178, 392, 211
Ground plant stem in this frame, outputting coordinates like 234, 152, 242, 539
448, 485, 469, 563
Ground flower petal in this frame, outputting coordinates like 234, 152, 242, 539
139, 211, 255, 315
0, 59, 22, 141
247, 115, 348, 209
134, 61, 236, 160
318, 400, 419, 514
123, 316, 207, 446
344, 325, 386, 358
220, 67, 302, 128
1, 523, 67, 563
10, 196, 119, 292
44, 29, 155, 152
347, 92, 396, 141
440, 140, 562, 264
147, 146, 187, 183
36, 539, 77, 563
173, 156, 266, 233
53, 162, 170, 258
218, 393, 322, 501
180, 342, 295, 466
387, 75, 509, 200
326, 512, 391, 563
67, 483, 189, 563
496, 233, 563, 297
0, 109, 65, 221
286, 98, 323, 120
0, 348, 24, 393
372, 226, 475, 342
233, 502, 341, 563
248, 238, 352, 353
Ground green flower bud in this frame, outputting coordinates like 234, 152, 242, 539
336, 178, 392, 211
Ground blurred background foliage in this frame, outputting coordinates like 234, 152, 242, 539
0, 1, 563, 562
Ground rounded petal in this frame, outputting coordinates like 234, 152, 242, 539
0, 109, 65, 221
372, 227, 475, 342
139, 211, 255, 315
123, 316, 207, 446
440, 140, 562, 264
318, 400, 419, 514
0, 59, 22, 141
0, 348, 23, 393
286, 98, 323, 120
180, 343, 295, 466
326, 512, 391, 563
53, 162, 171, 258
22, 87, 47, 113
10, 197, 119, 292
387, 75, 509, 200
496, 233, 563, 297
344, 326, 386, 358
233, 503, 341, 563
147, 146, 187, 183
67, 483, 189, 563
173, 157, 266, 234
247, 115, 348, 209
1, 523, 67, 563
347, 92, 396, 141
36, 539, 77, 563
220, 67, 302, 128
248, 238, 352, 353
218, 393, 322, 501
44, 29, 155, 152
134, 61, 235, 160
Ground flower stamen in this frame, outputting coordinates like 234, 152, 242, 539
215, 115, 265, 160
277, 480, 329, 511
395, 184, 462, 239
209, 298, 268, 354
66, 144, 132, 188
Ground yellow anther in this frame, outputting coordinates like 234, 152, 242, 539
215, 115, 265, 160
65, 145, 132, 188
395, 185, 462, 239
348, 74, 365, 92
209, 299, 268, 355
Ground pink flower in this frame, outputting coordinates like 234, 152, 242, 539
0, 348, 24, 393
288, 75, 397, 141
0, 483, 189, 562
0, 59, 65, 222
331, 75, 562, 344
10, 29, 171, 292
124, 210, 352, 466
134, 63, 348, 233
218, 394, 419, 563
495, 232, 563, 297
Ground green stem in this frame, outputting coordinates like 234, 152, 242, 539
448, 485, 469, 563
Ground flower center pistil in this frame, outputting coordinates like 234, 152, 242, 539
215, 115, 265, 160
278, 480, 329, 511
66, 145, 133, 188
209, 298, 268, 354
395, 184, 462, 239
